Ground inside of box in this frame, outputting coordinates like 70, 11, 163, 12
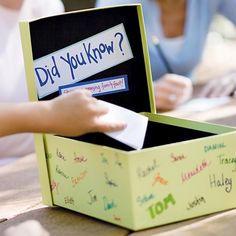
31, 7, 153, 113
71, 120, 215, 151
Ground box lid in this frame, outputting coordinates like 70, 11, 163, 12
22, 4, 156, 113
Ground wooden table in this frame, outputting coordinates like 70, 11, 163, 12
165, 97, 236, 127
1, 98, 236, 235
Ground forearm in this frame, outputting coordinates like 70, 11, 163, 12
0, 89, 127, 138
0, 102, 51, 137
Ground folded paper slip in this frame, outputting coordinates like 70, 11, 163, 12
100, 100, 148, 150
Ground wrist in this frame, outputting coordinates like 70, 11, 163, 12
20, 101, 53, 134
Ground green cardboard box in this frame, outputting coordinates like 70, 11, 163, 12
20, 4, 236, 230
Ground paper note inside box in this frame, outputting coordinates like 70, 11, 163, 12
99, 101, 148, 150
20, 4, 236, 231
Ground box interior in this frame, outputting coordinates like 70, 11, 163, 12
64, 120, 215, 151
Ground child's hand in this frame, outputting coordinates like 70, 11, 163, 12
45, 89, 127, 136
198, 72, 236, 98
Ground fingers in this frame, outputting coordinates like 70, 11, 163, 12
154, 74, 193, 110
209, 83, 235, 97
90, 101, 127, 133
161, 74, 190, 88
198, 74, 236, 97
72, 92, 126, 133
198, 80, 223, 97
155, 90, 179, 110
93, 121, 127, 133
198, 82, 213, 97
87, 99, 110, 117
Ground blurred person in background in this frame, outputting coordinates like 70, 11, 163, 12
96, 0, 236, 110
0, 0, 64, 160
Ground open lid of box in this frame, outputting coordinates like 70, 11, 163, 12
25, 4, 155, 113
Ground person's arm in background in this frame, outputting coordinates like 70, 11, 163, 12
198, 0, 236, 98
96, 0, 193, 111
153, 74, 193, 110
150, 0, 193, 111
0, 89, 126, 137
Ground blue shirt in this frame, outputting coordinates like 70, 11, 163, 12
96, 0, 236, 81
